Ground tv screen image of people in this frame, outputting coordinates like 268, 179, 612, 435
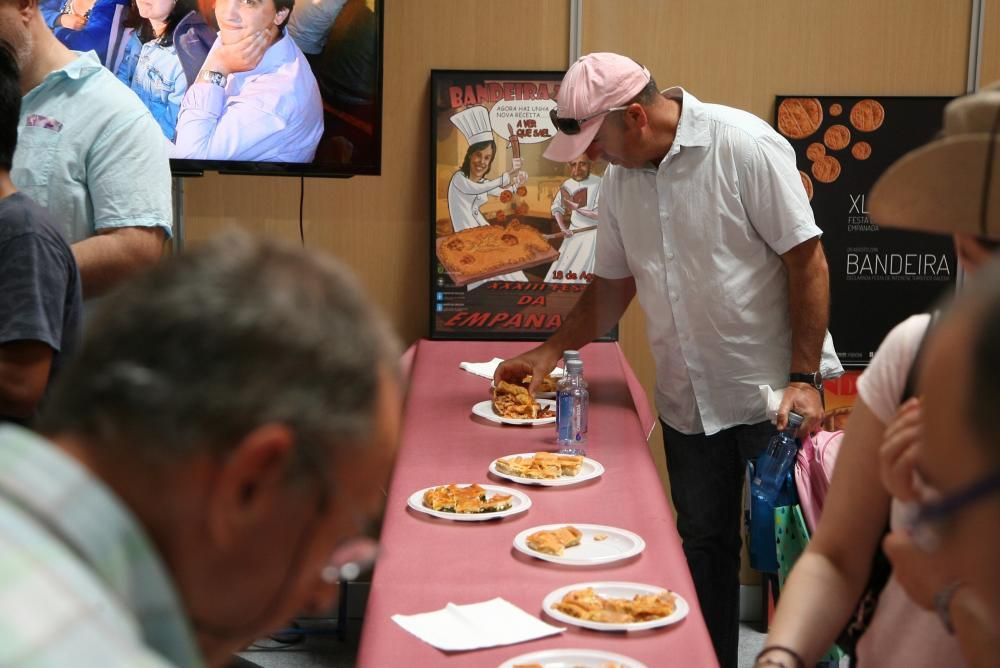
43, 0, 382, 175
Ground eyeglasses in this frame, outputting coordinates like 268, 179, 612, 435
905, 470, 1000, 552
549, 105, 629, 135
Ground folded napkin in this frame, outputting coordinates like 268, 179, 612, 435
459, 357, 507, 379
391, 597, 564, 652
758, 384, 788, 424
459, 358, 565, 381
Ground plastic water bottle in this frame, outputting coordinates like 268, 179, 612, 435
557, 358, 588, 455
555, 350, 580, 427
750, 412, 803, 505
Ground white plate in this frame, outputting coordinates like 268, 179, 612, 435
472, 399, 556, 426
489, 453, 604, 487
513, 524, 645, 566
542, 581, 689, 632
498, 648, 647, 668
407, 483, 531, 521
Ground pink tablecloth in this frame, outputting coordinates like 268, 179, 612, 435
357, 340, 716, 667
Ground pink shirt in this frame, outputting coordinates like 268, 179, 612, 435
855, 314, 964, 667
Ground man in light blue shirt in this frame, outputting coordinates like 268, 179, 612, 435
5, 0, 172, 297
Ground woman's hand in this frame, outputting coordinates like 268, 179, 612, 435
58, 13, 88, 30
879, 397, 923, 502
506, 169, 527, 189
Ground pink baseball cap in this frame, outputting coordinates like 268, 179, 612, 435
543, 52, 652, 162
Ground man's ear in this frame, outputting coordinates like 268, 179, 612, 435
19, 0, 37, 23
205, 424, 298, 549
623, 102, 648, 130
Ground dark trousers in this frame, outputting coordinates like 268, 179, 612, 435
661, 419, 777, 668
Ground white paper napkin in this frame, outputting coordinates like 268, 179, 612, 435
459, 357, 507, 379
391, 597, 564, 651
459, 358, 565, 381
758, 384, 787, 424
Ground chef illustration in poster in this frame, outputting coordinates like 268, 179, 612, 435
544, 153, 601, 283
446, 105, 530, 288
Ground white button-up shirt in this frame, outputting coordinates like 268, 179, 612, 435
172, 32, 324, 163
594, 88, 842, 435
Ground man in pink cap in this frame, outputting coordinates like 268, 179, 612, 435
497, 52, 842, 667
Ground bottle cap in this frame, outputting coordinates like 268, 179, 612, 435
563, 350, 580, 362
566, 359, 584, 374
787, 412, 804, 428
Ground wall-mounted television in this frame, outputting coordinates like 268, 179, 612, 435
44, 0, 382, 177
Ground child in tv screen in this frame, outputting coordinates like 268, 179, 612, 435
116, 0, 202, 141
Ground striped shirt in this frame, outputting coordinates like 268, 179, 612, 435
0, 425, 203, 667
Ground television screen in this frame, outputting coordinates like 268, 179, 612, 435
43, 0, 382, 176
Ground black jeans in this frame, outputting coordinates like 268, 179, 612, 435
661, 419, 777, 668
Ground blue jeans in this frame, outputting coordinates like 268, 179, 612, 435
662, 419, 777, 668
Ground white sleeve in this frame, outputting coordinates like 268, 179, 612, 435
173, 83, 294, 161
736, 131, 823, 256
856, 314, 932, 424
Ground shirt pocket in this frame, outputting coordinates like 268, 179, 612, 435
11, 125, 61, 205
144, 63, 176, 104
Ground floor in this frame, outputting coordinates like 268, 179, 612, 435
229, 620, 768, 668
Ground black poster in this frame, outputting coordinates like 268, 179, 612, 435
429, 70, 616, 341
775, 95, 956, 367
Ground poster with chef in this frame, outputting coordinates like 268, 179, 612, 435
775, 95, 956, 367
430, 69, 614, 341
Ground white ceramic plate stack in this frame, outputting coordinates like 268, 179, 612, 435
541, 581, 689, 632
512, 524, 645, 566
472, 399, 557, 426
489, 453, 605, 487
406, 484, 531, 521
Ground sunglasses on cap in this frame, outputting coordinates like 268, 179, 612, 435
549, 105, 630, 135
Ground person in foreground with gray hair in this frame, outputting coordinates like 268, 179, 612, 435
0, 230, 402, 667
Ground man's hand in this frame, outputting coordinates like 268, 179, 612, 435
494, 346, 561, 395
58, 13, 88, 30
776, 382, 823, 436
879, 397, 923, 502
202, 29, 270, 76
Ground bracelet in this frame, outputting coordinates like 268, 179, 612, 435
754, 645, 806, 668
934, 580, 965, 634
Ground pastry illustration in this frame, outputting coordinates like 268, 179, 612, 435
852, 141, 872, 160
824, 124, 851, 151
777, 98, 823, 139
799, 170, 814, 201
811, 155, 841, 184
850, 99, 885, 132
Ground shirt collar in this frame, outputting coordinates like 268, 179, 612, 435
57, 51, 105, 80
24, 52, 103, 105
0, 426, 204, 668
664, 86, 713, 149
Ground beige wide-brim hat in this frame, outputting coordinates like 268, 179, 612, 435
869, 82, 1000, 238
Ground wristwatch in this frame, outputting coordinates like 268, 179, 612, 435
199, 70, 227, 87
789, 371, 823, 392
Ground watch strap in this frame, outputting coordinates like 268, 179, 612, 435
789, 371, 823, 389
200, 70, 227, 87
